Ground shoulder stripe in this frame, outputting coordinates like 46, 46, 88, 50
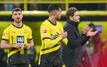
28, 38, 33, 41
2, 39, 9, 41
42, 37, 51, 40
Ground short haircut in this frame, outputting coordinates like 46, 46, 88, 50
12, 8, 22, 14
66, 7, 78, 17
88, 23, 96, 31
88, 23, 95, 28
48, 4, 61, 13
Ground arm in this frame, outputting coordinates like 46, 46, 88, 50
28, 39, 34, 48
1, 40, 21, 49
1, 28, 21, 49
26, 27, 34, 49
43, 35, 62, 48
41, 24, 63, 48
1, 40, 13, 48
81, 28, 98, 46
80, 33, 90, 46
64, 25, 82, 48
26, 39, 34, 49
60, 23, 68, 46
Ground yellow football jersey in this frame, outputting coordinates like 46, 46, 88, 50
2, 24, 32, 46
40, 20, 68, 55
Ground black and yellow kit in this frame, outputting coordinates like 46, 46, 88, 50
39, 20, 68, 67
2, 24, 32, 65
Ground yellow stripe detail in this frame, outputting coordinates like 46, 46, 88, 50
20, 49, 24, 54
8, 49, 19, 57
40, 45, 60, 55
38, 54, 41, 65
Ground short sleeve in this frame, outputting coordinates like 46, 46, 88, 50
2, 28, 10, 40
40, 24, 51, 40
27, 27, 32, 40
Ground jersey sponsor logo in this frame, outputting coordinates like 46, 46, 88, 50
51, 32, 59, 40
17, 36, 24, 43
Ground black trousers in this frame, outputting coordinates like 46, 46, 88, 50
66, 64, 82, 67
62, 46, 83, 67
40, 50, 63, 67
7, 64, 29, 67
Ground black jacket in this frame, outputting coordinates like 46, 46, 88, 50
62, 19, 89, 67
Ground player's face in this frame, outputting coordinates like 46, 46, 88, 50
12, 11, 23, 23
72, 11, 80, 23
55, 8, 62, 20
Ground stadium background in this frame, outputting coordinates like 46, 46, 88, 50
0, 0, 107, 67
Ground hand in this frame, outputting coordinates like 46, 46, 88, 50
60, 32, 67, 39
12, 43, 21, 49
86, 29, 98, 37
26, 44, 31, 49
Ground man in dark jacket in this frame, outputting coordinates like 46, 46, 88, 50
62, 7, 97, 67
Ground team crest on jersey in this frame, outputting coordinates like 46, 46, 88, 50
43, 30, 47, 34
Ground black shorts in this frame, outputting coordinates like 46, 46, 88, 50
40, 49, 63, 67
8, 51, 30, 64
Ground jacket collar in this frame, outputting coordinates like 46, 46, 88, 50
67, 19, 79, 28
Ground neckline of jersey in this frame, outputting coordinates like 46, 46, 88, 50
47, 19, 57, 26
12, 24, 24, 29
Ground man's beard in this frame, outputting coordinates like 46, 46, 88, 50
15, 19, 22, 23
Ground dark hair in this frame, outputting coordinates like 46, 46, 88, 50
48, 4, 61, 13
88, 23, 95, 28
66, 7, 78, 18
12, 8, 22, 14
88, 23, 96, 31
